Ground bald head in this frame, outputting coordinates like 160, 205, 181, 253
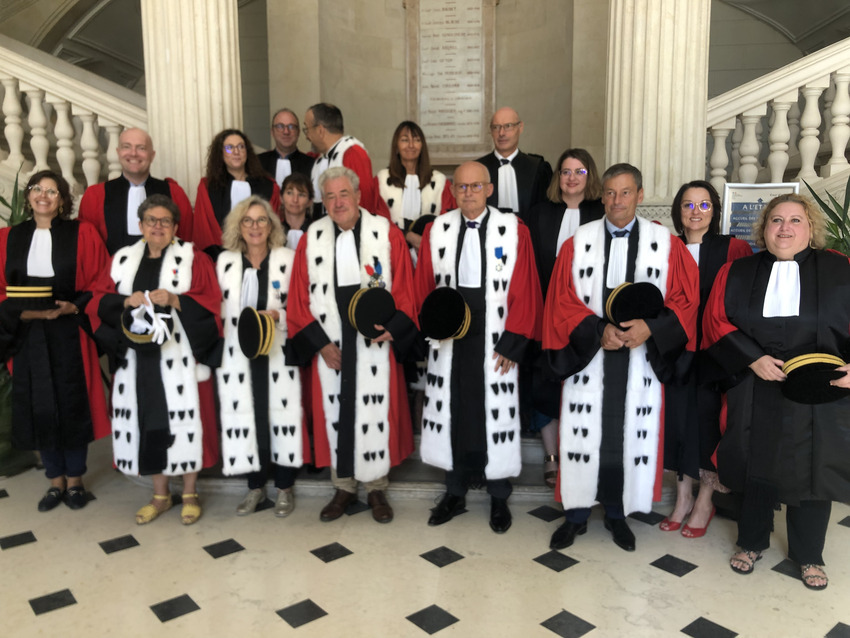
118, 127, 155, 184
452, 161, 493, 219
490, 107, 524, 156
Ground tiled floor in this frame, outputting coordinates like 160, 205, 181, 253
2, 438, 850, 637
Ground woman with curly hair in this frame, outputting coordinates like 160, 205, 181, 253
194, 128, 281, 255
703, 194, 850, 590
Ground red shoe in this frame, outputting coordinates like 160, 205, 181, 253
681, 507, 715, 538
659, 517, 683, 532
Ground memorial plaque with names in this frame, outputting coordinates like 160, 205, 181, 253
406, 0, 497, 163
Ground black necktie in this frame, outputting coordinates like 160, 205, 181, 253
466, 221, 478, 229
612, 229, 629, 238
499, 158, 510, 166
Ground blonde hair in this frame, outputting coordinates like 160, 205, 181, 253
753, 193, 827, 250
221, 195, 286, 252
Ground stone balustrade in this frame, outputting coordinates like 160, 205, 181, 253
0, 34, 145, 196
707, 37, 850, 194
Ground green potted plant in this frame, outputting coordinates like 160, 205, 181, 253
0, 166, 37, 476
804, 177, 850, 255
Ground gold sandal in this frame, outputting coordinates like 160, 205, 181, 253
181, 493, 202, 525
136, 493, 172, 525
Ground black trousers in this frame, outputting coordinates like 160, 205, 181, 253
445, 468, 512, 500
737, 496, 831, 565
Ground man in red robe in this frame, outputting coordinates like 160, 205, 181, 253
303, 103, 382, 217
543, 163, 698, 552
286, 166, 416, 524
414, 161, 543, 533
78, 127, 194, 254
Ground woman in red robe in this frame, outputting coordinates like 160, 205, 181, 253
194, 128, 281, 255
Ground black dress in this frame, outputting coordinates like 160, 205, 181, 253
663, 233, 750, 479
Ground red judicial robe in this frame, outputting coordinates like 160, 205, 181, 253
702, 248, 850, 503
193, 176, 281, 251
413, 208, 542, 478
78, 176, 194, 254
0, 219, 110, 449
543, 217, 698, 513
89, 240, 222, 473
286, 211, 416, 481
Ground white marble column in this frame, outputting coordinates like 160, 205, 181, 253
605, 0, 711, 205
140, 0, 242, 199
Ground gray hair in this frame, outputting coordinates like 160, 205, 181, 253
318, 166, 360, 194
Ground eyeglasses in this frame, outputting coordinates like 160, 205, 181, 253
681, 201, 712, 212
301, 123, 317, 135
142, 216, 174, 228
490, 122, 521, 133
241, 216, 271, 228
455, 182, 486, 193
560, 168, 588, 177
29, 185, 59, 198
224, 144, 246, 154
273, 123, 298, 132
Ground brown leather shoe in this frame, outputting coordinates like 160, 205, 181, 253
367, 490, 394, 523
320, 489, 357, 522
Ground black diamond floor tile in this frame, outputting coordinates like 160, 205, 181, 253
0, 530, 36, 550
528, 505, 563, 522
255, 497, 274, 512
276, 598, 328, 628
311, 542, 353, 563
407, 604, 459, 635
203, 538, 245, 559
771, 558, 801, 580
540, 609, 595, 637
421, 546, 464, 568
345, 499, 370, 515
99, 534, 139, 554
150, 593, 200, 622
650, 554, 698, 577
29, 589, 76, 615
681, 616, 738, 637
838, 515, 850, 528
0, 488, 8, 498
826, 622, 850, 638
534, 550, 579, 573
629, 510, 666, 525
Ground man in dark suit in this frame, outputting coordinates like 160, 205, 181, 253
476, 107, 552, 223
258, 108, 314, 189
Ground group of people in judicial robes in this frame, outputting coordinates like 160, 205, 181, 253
4, 104, 850, 592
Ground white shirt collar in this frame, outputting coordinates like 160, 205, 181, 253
494, 149, 519, 162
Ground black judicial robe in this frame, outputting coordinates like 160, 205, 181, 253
0, 219, 110, 450
258, 149, 315, 183
663, 234, 751, 478
527, 199, 605, 300
703, 248, 850, 504
477, 150, 553, 222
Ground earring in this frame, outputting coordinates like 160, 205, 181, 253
58, 205, 64, 215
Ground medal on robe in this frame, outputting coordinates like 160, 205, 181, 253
365, 256, 386, 288
495, 247, 504, 271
